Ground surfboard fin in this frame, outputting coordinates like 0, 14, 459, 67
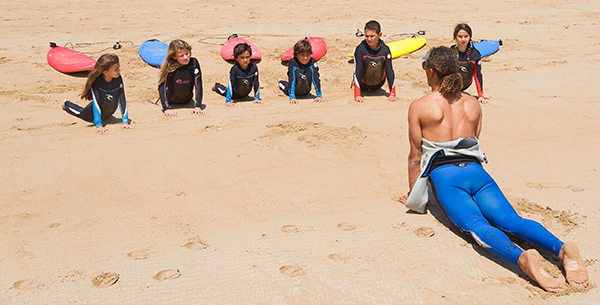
355, 29, 364, 37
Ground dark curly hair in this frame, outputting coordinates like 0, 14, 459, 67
425, 46, 463, 96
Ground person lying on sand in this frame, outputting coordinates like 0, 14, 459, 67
398, 46, 589, 292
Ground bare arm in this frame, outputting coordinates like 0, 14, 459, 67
407, 102, 424, 192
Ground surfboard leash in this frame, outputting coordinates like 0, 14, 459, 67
56, 41, 136, 54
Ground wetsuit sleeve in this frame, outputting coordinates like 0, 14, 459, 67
159, 75, 170, 111
384, 49, 396, 97
91, 82, 102, 127
312, 61, 322, 98
118, 78, 129, 124
225, 66, 235, 104
471, 49, 484, 98
353, 46, 364, 98
288, 61, 296, 100
193, 59, 203, 108
253, 66, 260, 100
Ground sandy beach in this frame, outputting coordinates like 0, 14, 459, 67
1, 0, 599, 303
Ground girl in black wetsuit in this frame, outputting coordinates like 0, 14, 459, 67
452, 23, 488, 104
62, 53, 132, 133
158, 39, 204, 117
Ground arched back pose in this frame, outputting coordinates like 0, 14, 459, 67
451, 23, 488, 104
353, 20, 397, 103
213, 43, 262, 107
399, 46, 588, 292
158, 39, 204, 117
62, 53, 132, 133
278, 39, 323, 104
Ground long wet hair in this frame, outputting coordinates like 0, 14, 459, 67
79, 53, 119, 100
425, 46, 463, 96
452, 23, 473, 60
158, 39, 192, 84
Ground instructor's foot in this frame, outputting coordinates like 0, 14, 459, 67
62, 99, 68, 110
559, 242, 589, 289
518, 249, 566, 293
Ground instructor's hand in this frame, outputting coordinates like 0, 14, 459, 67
398, 195, 408, 205
355, 96, 366, 103
96, 126, 108, 133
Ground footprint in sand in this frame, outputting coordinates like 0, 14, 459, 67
281, 225, 315, 233
279, 265, 307, 277
127, 247, 155, 260
153, 269, 181, 281
337, 222, 357, 231
526, 183, 585, 192
182, 239, 209, 250
391, 222, 407, 229
13, 279, 43, 290
413, 227, 435, 238
328, 253, 354, 262
92, 272, 119, 288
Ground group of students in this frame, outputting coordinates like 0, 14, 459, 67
59, 20, 591, 293
62, 21, 487, 132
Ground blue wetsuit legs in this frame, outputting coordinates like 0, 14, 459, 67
429, 162, 564, 266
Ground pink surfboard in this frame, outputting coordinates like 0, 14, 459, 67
47, 44, 96, 73
220, 34, 261, 61
280, 37, 327, 62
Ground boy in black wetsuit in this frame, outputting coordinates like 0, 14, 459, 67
278, 39, 323, 104
353, 20, 397, 103
213, 43, 262, 106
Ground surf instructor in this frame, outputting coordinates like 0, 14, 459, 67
398, 46, 588, 292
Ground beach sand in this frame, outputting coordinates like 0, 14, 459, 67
1, 0, 599, 303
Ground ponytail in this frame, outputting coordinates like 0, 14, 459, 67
426, 46, 463, 96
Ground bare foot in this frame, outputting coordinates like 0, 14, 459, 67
211, 85, 216, 91
518, 249, 566, 293
62, 99, 68, 110
559, 242, 589, 289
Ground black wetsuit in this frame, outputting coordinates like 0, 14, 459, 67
214, 62, 260, 104
64, 76, 128, 127
278, 57, 322, 99
353, 39, 396, 98
158, 57, 203, 111
451, 44, 483, 98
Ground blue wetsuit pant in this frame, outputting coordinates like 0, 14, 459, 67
64, 100, 94, 123
429, 162, 564, 266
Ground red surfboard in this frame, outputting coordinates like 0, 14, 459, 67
220, 34, 261, 61
280, 37, 327, 62
47, 45, 96, 73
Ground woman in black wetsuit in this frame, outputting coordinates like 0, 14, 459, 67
452, 23, 488, 104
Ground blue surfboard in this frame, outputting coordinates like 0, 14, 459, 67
422, 40, 501, 59
474, 40, 500, 58
139, 39, 168, 67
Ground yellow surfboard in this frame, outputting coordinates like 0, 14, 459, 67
348, 37, 426, 59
